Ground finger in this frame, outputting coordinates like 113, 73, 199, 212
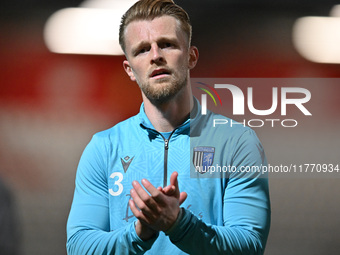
130, 188, 155, 217
129, 198, 148, 222
132, 181, 158, 210
132, 181, 150, 200
179, 191, 187, 205
169, 171, 178, 186
141, 179, 165, 203
169, 171, 180, 198
129, 199, 155, 226
162, 185, 176, 195
130, 189, 147, 212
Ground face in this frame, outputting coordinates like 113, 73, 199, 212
123, 15, 198, 104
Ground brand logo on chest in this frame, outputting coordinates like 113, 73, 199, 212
120, 156, 134, 173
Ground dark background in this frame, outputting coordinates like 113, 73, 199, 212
1, 1, 340, 254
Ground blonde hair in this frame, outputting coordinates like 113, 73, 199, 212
119, 0, 192, 52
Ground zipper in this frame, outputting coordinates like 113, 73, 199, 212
161, 130, 176, 187
163, 138, 169, 187
140, 123, 187, 187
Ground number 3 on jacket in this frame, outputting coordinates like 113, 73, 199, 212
109, 172, 123, 196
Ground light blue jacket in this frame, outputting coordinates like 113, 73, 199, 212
67, 98, 271, 254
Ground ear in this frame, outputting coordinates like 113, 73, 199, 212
123, 60, 136, 81
188, 46, 199, 70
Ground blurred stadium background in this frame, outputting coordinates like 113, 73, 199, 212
1, 0, 339, 254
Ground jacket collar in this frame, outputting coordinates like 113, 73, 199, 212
137, 97, 201, 135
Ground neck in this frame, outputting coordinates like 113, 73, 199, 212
143, 86, 193, 132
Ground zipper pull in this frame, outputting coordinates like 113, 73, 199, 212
164, 139, 169, 150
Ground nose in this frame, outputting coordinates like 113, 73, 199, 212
150, 44, 164, 64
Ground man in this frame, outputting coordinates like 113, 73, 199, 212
66, 0, 271, 254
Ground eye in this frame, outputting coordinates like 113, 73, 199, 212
138, 48, 147, 54
135, 46, 150, 56
160, 42, 174, 49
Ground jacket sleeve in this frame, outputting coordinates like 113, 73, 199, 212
166, 129, 271, 254
66, 134, 158, 255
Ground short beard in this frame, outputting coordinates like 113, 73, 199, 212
139, 75, 187, 105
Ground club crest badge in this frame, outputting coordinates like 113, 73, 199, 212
193, 147, 215, 174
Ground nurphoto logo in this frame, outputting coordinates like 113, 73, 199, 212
196, 81, 312, 128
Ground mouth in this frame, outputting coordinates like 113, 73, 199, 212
150, 68, 171, 79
